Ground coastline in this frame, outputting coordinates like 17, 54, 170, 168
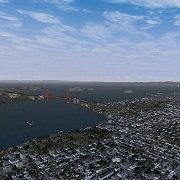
1, 93, 180, 179
0, 100, 107, 152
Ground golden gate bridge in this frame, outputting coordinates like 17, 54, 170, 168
43, 89, 87, 104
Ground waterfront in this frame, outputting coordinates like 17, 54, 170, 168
0, 82, 180, 150
1, 93, 180, 179
0, 100, 104, 150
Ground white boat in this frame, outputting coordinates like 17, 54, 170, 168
27, 120, 34, 126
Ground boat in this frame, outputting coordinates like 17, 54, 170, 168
27, 120, 34, 126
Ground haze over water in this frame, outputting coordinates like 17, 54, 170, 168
0, 82, 180, 150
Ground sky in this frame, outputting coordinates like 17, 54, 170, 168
0, 0, 180, 81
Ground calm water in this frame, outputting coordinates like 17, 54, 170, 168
0, 82, 180, 150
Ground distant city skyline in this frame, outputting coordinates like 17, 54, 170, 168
0, 0, 180, 81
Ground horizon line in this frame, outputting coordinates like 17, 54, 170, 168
0, 80, 179, 83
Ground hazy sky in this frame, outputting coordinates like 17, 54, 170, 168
0, 0, 180, 81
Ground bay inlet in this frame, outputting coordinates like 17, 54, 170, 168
1, 82, 180, 150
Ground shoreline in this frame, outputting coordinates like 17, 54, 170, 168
0, 93, 180, 179
0, 100, 107, 152
0, 92, 175, 152
0, 92, 174, 153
